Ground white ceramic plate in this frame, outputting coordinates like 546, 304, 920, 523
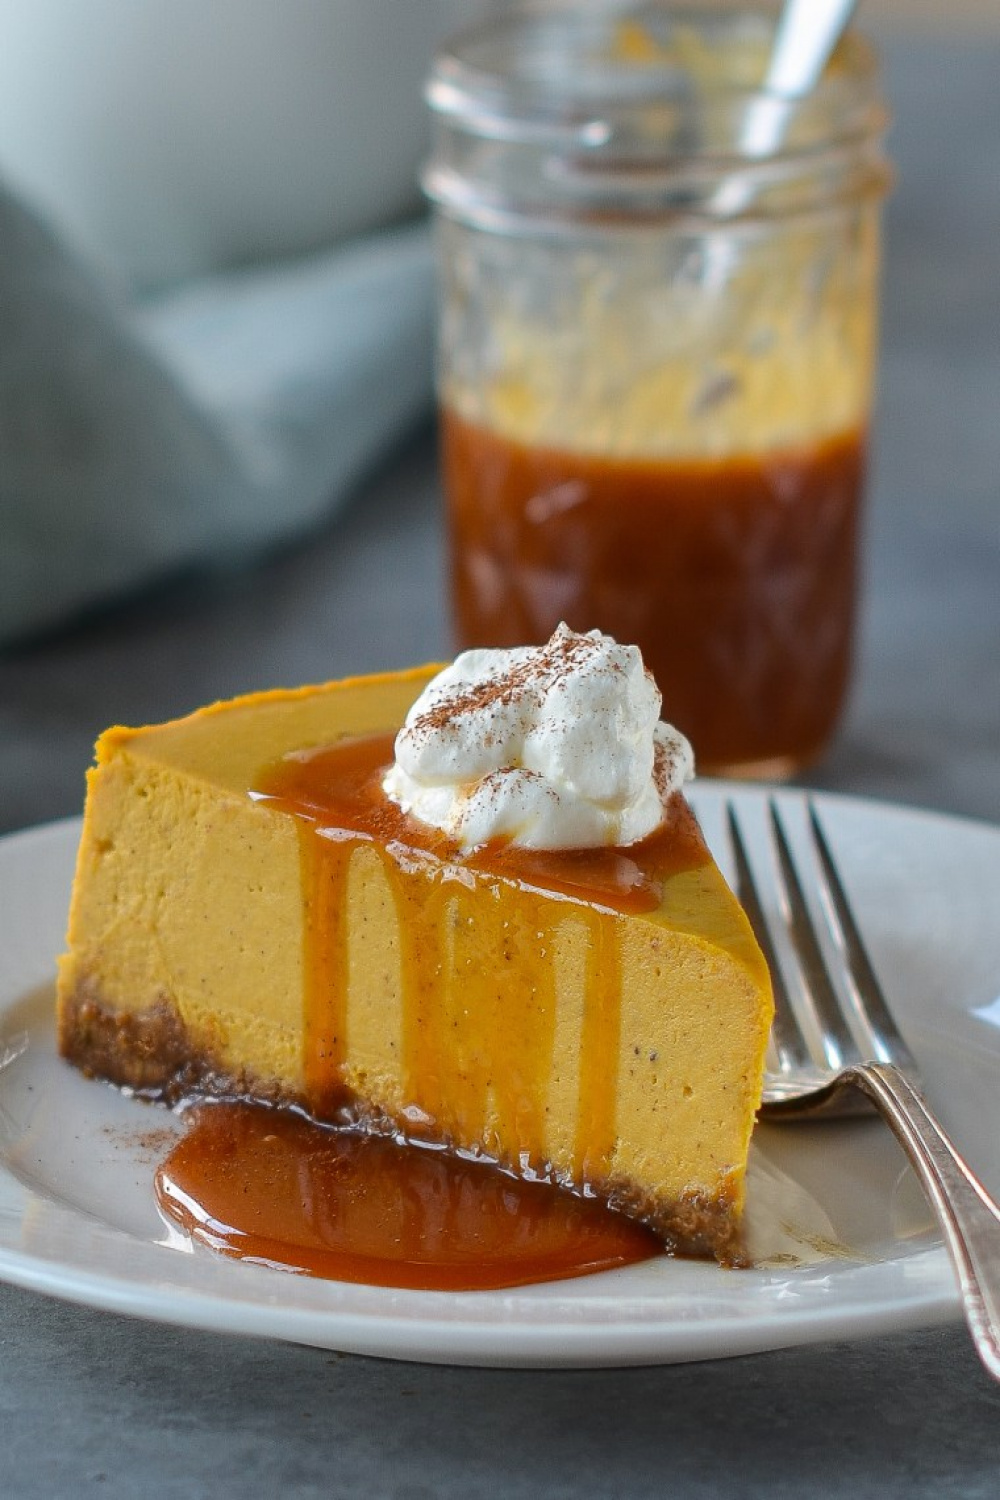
1, 789, 999, 1368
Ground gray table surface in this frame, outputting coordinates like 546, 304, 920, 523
1, 35, 999, 1500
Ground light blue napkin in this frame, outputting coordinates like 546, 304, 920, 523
0, 181, 435, 645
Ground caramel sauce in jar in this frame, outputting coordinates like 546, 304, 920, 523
442, 410, 867, 777
424, 6, 888, 780
156, 732, 713, 1288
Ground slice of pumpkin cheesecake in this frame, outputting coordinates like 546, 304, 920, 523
57, 629, 773, 1262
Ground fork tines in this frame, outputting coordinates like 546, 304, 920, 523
726, 795, 915, 1083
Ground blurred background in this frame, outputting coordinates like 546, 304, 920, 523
0, 0, 996, 832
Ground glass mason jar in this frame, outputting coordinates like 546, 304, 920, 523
424, 2, 891, 778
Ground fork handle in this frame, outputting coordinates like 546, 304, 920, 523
846, 1061, 1000, 1382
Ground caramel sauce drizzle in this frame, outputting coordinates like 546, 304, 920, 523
156, 731, 710, 1291
299, 827, 351, 1116
575, 913, 622, 1179
256, 731, 704, 1179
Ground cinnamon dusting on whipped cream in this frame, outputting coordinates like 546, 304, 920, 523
383, 625, 694, 851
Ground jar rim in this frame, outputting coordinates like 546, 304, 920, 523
426, 1, 883, 159
424, 2, 889, 233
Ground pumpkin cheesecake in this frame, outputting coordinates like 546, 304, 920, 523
57, 629, 773, 1261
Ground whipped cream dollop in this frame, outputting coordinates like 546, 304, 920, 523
382, 625, 694, 850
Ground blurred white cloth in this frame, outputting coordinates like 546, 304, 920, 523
0, 0, 483, 288
0, 185, 435, 643
0, 0, 492, 643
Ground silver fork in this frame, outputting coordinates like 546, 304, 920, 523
725, 794, 1000, 1384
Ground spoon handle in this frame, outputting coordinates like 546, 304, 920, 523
740, 0, 859, 159
707, 0, 858, 252
766, 0, 860, 95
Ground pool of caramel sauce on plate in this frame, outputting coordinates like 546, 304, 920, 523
156, 733, 708, 1290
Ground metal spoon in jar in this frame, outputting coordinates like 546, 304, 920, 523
704, 0, 859, 283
